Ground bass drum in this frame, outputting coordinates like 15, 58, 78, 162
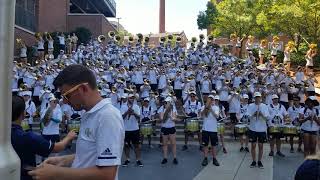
185, 119, 199, 132
283, 125, 298, 135
217, 123, 225, 134
235, 124, 248, 134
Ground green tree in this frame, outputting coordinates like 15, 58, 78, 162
197, 1, 218, 30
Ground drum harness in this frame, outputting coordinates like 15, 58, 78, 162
270, 103, 283, 125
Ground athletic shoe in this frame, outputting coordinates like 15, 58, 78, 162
269, 151, 274, 156
297, 148, 302, 153
277, 151, 285, 157
245, 147, 250, 152
173, 158, 178, 165
182, 145, 188, 151
202, 157, 208, 166
212, 158, 220, 166
258, 161, 264, 169
136, 160, 144, 167
122, 160, 130, 167
199, 145, 203, 151
161, 158, 168, 164
223, 147, 227, 154
240, 147, 244, 152
250, 161, 256, 168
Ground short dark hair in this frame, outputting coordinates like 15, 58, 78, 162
53, 65, 97, 90
12, 96, 25, 122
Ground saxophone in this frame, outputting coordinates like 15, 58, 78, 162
43, 108, 53, 126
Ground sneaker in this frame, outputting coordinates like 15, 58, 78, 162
173, 158, 178, 165
240, 147, 244, 152
136, 160, 144, 167
290, 148, 294, 153
277, 151, 285, 157
161, 158, 168, 164
250, 161, 256, 168
182, 145, 188, 151
202, 158, 208, 166
122, 160, 130, 167
258, 161, 264, 169
199, 146, 203, 151
269, 151, 274, 157
223, 147, 227, 154
212, 158, 220, 166
149, 144, 154, 149
245, 147, 250, 152
297, 148, 302, 153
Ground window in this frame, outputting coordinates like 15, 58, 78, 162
15, 0, 36, 31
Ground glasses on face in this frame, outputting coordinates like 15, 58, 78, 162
61, 83, 88, 102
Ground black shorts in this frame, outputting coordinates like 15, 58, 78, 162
268, 132, 284, 139
42, 134, 60, 143
125, 130, 140, 145
248, 130, 267, 143
161, 127, 176, 135
229, 113, 237, 124
272, 54, 277, 57
301, 129, 318, 136
38, 49, 44, 52
220, 101, 229, 113
202, 131, 218, 147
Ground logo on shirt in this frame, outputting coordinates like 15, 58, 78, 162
85, 128, 92, 137
101, 148, 113, 156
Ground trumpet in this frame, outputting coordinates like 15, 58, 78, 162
160, 36, 166, 43
108, 31, 115, 38
168, 34, 173, 40
114, 35, 121, 42
111, 86, 117, 93
35, 32, 42, 39
207, 35, 214, 43
144, 36, 150, 43
199, 34, 205, 41
128, 36, 134, 42
16, 38, 22, 44
19, 83, 29, 91
98, 35, 106, 43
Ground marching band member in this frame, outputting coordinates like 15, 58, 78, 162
200, 95, 220, 166
40, 96, 62, 145
245, 35, 254, 58
299, 96, 320, 157
228, 89, 241, 138
158, 97, 180, 165
140, 97, 156, 147
121, 94, 143, 167
21, 90, 37, 131
283, 41, 296, 71
235, 34, 245, 58
259, 39, 268, 64
236, 94, 250, 152
305, 44, 317, 74
182, 91, 202, 151
270, 36, 280, 65
268, 94, 288, 157
214, 95, 228, 154
287, 96, 304, 153
247, 92, 269, 168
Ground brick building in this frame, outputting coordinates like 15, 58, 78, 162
14, 0, 117, 56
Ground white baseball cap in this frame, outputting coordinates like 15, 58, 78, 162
49, 96, 57, 101
214, 95, 220, 100
144, 97, 150, 102
208, 95, 215, 99
242, 94, 249, 99
165, 97, 172, 102
272, 94, 279, 99
121, 93, 128, 99
254, 92, 262, 97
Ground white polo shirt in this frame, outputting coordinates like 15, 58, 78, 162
201, 105, 219, 132
120, 103, 141, 131
72, 99, 124, 180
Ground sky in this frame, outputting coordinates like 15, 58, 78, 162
107, 0, 208, 39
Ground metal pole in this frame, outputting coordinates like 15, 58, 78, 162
0, 0, 21, 179
117, 17, 121, 32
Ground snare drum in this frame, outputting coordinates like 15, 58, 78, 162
140, 123, 153, 136
283, 125, 298, 135
185, 119, 199, 132
21, 120, 29, 131
268, 126, 282, 134
235, 124, 248, 134
217, 123, 225, 134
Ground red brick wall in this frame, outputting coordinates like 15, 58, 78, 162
68, 14, 116, 38
38, 0, 69, 32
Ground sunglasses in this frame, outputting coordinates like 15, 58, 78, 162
61, 83, 88, 102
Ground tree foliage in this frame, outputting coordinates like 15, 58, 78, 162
198, 0, 320, 44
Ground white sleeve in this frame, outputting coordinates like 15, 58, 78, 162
96, 110, 124, 166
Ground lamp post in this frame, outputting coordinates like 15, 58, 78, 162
0, 0, 21, 179
116, 17, 121, 32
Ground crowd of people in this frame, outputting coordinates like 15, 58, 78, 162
11, 32, 320, 179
